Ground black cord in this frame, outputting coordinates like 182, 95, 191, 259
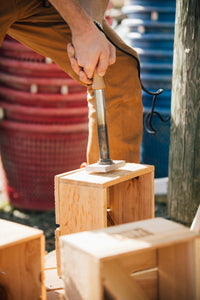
93, 20, 170, 134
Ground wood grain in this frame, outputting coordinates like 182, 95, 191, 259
0, 219, 45, 300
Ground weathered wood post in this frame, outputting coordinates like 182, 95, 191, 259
168, 0, 200, 224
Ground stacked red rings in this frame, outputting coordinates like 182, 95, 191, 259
0, 35, 88, 210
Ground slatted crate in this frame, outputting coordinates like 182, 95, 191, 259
55, 163, 154, 275
44, 251, 65, 300
60, 217, 200, 300
0, 219, 46, 300
55, 163, 154, 233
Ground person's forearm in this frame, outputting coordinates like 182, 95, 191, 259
49, 0, 115, 83
49, 0, 95, 35
78, 0, 109, 22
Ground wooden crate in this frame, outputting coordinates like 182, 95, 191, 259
45, 251, 65, 300
55, 163, 154, 275
0, 219, 46, 300
55, 163, 154, 234
60, 217, 200, 300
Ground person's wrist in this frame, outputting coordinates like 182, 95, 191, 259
70, 15, 95, 36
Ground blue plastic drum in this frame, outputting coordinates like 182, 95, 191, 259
121, 0, 175, 178
141, 106, 171, 178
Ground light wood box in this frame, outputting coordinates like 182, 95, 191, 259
45, 251, 65, 300
0, 219, 46, 300
55, 163, 154, 234
60, 217, 200, 300
55, 163, 154, 275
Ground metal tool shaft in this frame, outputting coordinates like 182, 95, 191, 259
94, 89, 113, 165
93, 72, 113, 165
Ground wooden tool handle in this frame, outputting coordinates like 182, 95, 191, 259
92, 70, 105, 90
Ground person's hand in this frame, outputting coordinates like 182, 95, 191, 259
67, 24, 116, 84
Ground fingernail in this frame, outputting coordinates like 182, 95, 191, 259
98, 72, 105, 77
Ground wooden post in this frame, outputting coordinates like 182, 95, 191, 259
168, 0, 200, 224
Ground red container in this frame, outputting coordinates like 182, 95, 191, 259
0, 36, 89, 211
0, 86, 87, 108
0, 71, 86, 94
0, 120, 88, 210
0, 56, 68, 78
1, 102, 88, 124
0, 36, 45, 62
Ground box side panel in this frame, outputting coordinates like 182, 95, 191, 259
58, 183, 107, 233
101, 258, 150, 300
132, 268, 158, 300
55, 174, 61, 224
0, 236, 45, 300
102, 249, 158, 300
158, 240, 196, 300
60, 239, 102, 300
109, 172, 154, 225
55, 228, 62, 277
195, 237, 200, 300
116, 249, 157, 273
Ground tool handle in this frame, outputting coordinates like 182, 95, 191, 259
92, 71, 105, 90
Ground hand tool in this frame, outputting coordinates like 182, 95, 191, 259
86, 71, 125, 173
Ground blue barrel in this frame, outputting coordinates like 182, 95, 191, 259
122, 19, 175, 34
141, 105, 171, 178
122, 6, 176, 22
142, 90, 171, 109
121, 0, 175, 178
127, 32, 174, 50
136, 49, 174, 64
123, 1, 175, 8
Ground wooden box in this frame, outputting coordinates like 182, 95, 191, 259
0, 219, 46, 300
55, 163, 154, 234
44, 251, 65, 300
55, 163, 154, 275
60, 218, 200, 300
